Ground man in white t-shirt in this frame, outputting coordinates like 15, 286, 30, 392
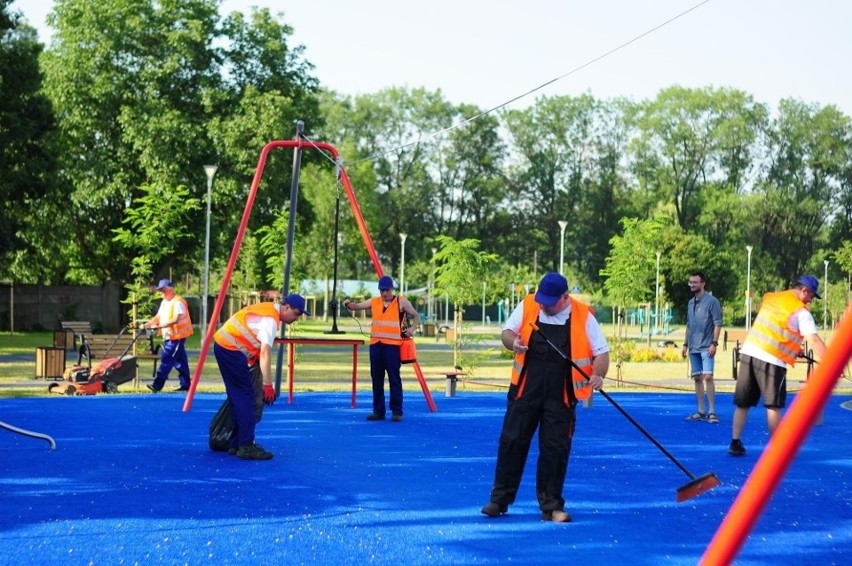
142, 279, 194, 392
481, 272, 608, 523
729, 275, 828, 456
212, 295, 309, 460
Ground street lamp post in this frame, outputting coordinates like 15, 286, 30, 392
558, 220, 568, 275
201, 165, 217, 344
399, 233, 407, 295
654, 251, 661, 335
746, 245, 753, 331
429, 247, 437, 321
824, 259, 829, 330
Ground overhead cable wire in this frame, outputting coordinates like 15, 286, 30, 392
349, 0, 714, 167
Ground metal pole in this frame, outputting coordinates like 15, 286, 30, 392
746, 245, 753, 331
558, 220, 567, 275
654, 251, 661, 335
202, 165, 217, 344
400, 233, 407, 295
429, 247, 437, 321
482, 281, 486, 325
326, 160, 345, 335
824, 259, 829, 330
274, 121, 305, 394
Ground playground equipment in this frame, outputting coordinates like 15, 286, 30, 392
182, 122, 435, 412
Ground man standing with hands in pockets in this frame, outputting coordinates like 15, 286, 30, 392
682, 271, 723, 424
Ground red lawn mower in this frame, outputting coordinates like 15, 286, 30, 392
48, 327, 153, 396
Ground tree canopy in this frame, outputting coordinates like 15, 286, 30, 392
3, 1, 851, 326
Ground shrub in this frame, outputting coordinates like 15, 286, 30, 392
659, 348, 684, 362
630, 346, 660, 362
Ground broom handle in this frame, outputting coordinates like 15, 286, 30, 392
528, 323, 696, 480
593, 384, 695, 480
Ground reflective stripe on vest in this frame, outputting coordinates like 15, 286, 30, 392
743, 290, 806, 365
165, 296, 194, 340
213, 302, 281, 360
370, 297, 403, 345
510, 295, 594, 402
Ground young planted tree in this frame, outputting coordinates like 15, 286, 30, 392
600, 216, 665, 380
432, 235, 498, 368
112, 182, 200, 320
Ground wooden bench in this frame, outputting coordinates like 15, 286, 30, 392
60, 321, 94, 351
78, 332, 162, 378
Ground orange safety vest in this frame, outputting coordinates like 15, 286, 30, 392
213, 302, 281, 361
160, 296, 194, 340
744, 290, 806, 366
510, 295, 595, 402
370, 297, 403, 346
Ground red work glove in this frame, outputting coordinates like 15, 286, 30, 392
263, 384, 277, 405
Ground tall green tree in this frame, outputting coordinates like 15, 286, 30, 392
322, 87, 457, 276
40, 1, 321, 289
41, 0, 222, 283
502, 95, 629, 285
753, 99, 850, 285
627, 86, 767, 232
0, 1, 59, 281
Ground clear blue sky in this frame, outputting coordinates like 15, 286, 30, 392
12, 0, 852, 116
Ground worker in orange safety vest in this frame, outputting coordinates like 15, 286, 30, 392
481, 272, 609, 523
344, 275, 420, 422
729, 274, 828, 457
213, 294, 309, 460
142, 278, 194, 393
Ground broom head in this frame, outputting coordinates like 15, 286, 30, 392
676, 472, 720, 502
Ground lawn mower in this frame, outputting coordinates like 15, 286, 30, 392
48, 327, 153, 396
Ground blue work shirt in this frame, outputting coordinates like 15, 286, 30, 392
685, 292, 722, 352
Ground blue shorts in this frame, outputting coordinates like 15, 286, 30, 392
689, 351, 715, 378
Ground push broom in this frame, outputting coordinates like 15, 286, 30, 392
529, 322, 719, 502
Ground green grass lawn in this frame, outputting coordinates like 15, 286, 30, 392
2, 322, 847, 399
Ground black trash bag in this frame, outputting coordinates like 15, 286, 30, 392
209, 363, 265, 451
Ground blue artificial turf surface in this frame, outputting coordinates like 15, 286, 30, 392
1, 391, 850, 565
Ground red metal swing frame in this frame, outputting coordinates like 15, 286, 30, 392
181, 138, 436, 412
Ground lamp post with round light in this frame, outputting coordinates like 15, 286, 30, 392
824, 259, 829, 330
558, 220, 568, 275
746, 245, 753, 330
399, 233, 407, 295
654, 251, 661, 335
201, 165, 217, 344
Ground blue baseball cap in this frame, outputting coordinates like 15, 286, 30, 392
284, 294, 310, 316
156, 279, 174, 290
795, 275, 821, 299
378, 275, 395, 290
534, 272, 568, 306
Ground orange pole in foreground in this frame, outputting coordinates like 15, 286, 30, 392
701, 303, 852, 565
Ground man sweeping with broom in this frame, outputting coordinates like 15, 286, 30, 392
481, 272, 609, 522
